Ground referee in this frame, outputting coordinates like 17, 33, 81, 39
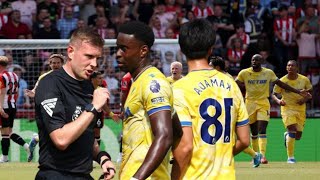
34, 27, 115, 179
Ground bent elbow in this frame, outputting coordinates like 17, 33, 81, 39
54, 140, 69, 151
183, 143, 193, 155
243, 140, 250, 148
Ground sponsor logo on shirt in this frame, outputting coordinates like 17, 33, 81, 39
72, 106, 82, 121
41, 98, 58, 117
151, 97, 165, 104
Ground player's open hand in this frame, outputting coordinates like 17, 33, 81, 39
100, 158, 116, 180
279, 100, 286, 106
111, 113, 122, 123
92, 88, 110, 112
298, 89, 309, 97
0, 108, 8, 118
24, 89, 35, 98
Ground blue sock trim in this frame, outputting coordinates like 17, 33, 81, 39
288, 132, 296, 138
259, 134, 267, 138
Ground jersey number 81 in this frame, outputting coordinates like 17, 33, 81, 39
200, 98, 232, 145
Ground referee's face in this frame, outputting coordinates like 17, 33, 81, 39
67, 41, 102, 80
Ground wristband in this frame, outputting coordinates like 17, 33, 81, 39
96, 151, 111, 163
109, 112, 114, 117
100, 158, 111, 167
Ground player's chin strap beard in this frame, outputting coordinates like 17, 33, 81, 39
134, 65, 152, 81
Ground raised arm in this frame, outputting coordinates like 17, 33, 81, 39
133, 110, 173, 179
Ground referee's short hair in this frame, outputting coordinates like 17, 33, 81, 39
70, 27, 104, 49
0, 56, 8, 67
118, 21, 155, 49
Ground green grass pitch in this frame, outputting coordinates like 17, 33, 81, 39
1, 162, 320, 180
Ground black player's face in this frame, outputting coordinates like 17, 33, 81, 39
286, 61, 298, 74
116, 33, 145, 73
251, 57, 261, 68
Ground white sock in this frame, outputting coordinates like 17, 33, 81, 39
2, 155, 8, 161
23, 143, 29, 151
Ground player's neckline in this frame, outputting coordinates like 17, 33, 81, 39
134, 65, 152, 81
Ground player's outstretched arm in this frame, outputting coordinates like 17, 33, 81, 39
24, 89, 35, 98
274, 79, 305, 96
132, 110, 173, 180
171, 125, 192, 180
233, 124, 250, 156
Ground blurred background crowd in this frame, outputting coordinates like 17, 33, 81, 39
0, 0, 318, 114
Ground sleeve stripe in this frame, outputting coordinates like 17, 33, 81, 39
236, 119, 249, 126
181, 121, 192, 127
147, 105, 171, 116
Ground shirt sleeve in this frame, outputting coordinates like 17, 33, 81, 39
172, 87, 192, 127
233, 81, 249, 126
142, 77, 172, 116
236, 70, 245, 82
304, 76, 313, 90
269, 69, 278, 82
273, 83, 282, 94
36, 76, 66, 134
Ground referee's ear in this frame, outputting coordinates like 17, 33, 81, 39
67, 45, 75, 60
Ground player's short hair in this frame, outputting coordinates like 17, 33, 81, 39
179, 19, 216, 60
118, 21, 155, 49
210, 56, 225, 71
70, 27, 104, 49
287, 60, 298, 66
49, 54, 65, 63
171, 61, 182, 69
252, 54, 263, 61
0, 56, 9, 67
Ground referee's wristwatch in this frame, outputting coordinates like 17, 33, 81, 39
85, 104, 98, 115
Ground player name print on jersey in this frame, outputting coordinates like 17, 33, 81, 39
194, 77, 232, 95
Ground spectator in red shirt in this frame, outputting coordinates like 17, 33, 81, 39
0, 10, 32, 39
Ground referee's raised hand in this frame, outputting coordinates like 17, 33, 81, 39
92, 87, 110, 112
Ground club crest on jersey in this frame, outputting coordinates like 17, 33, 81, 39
72, 106, 82, 121
150, 80, 160, 93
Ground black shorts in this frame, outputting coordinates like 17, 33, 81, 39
36, 169, 93, 180
0, 108, 16, 128
95, 112, 104, 129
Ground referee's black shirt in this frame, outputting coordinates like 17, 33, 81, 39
35, 68, 96, 175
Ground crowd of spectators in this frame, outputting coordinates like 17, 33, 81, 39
0, 0, 319, 111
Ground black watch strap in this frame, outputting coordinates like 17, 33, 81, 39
85, 104, 98, 115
